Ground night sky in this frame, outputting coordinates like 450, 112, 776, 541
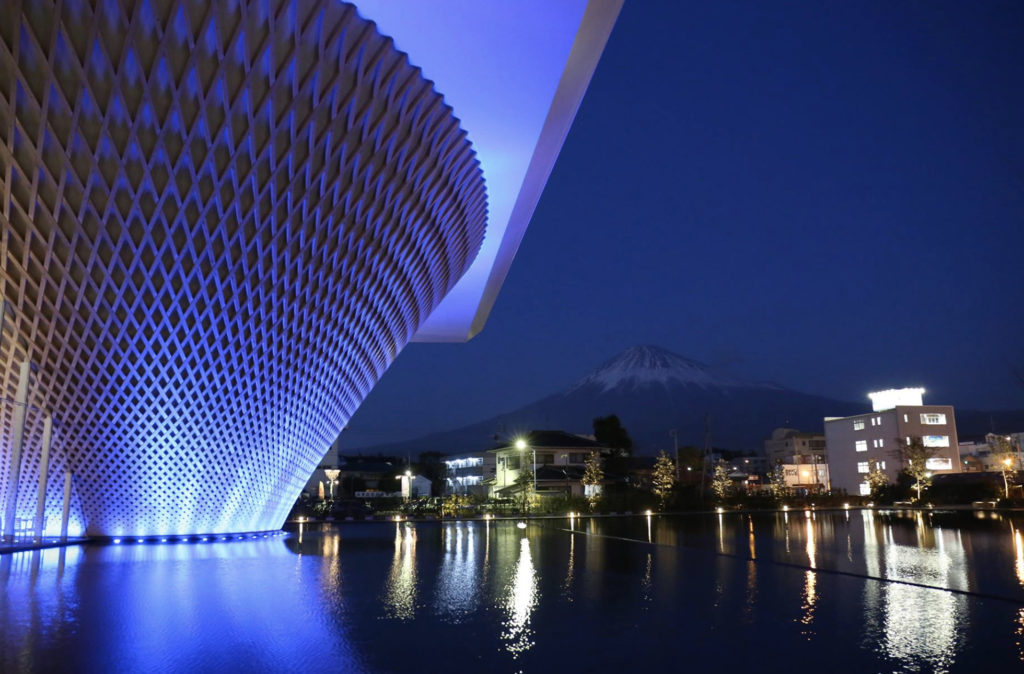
345, 1, 1024, 449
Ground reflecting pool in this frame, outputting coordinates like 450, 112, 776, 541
3, 510, 1024, 672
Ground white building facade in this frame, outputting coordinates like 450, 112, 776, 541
825, 389, 960, 496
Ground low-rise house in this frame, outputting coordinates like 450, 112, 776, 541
490, 430, 603, 499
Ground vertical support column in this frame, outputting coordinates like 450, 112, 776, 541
60, 469, 72, 541
3, 360, 32, 541
33, 413, 53, 542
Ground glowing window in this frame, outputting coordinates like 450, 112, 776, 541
853, 419, 865, 431
920, 413, 947, 425
923, 435, 950, 448
859, 482, 870, 496
855, 440, 868, 452
926, 457, 952, 470
857, 462, 870, 474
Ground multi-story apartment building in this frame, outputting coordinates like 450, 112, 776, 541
764, 428, 828, 466
824, 388, 960, 496
443, 452, 496, 496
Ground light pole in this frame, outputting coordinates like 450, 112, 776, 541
515, 437, 535, 512
1003, 458, 1013, 500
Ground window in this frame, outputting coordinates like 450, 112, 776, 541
872, 439, 885, 449
855, 440, 868, 452
904, 414, 908, 422
857, 462, 870, 474
926, 457, 952, 470
506, 456, 521, 471
879, 461, 886, 470
923, 435, 950, 448
859, 483, 871, 496
570, 453, 588, 464
539, 453, 554, 465
854, 419, 865, 431
921, 413, 947, 425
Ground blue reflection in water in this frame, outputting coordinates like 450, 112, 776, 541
4, 513, 1024, 671
0, 539, 367, 672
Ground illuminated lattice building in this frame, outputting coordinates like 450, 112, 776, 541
0, 0, 620, 537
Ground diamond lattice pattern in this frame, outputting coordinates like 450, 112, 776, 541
0, 0, 487, 536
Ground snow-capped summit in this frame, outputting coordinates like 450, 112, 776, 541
567, 345, 754, 393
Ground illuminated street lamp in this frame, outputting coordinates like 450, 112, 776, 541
1003, 458, 1013, 500
324, 469, 340, 501
515, 438, 536, 492
396, 469, 414, 501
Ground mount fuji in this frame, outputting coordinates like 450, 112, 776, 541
349, 345, 865, 455
347, 345, 1024, 457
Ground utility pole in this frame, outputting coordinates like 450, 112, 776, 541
699, 414, 712, 507
670, 429, 679, 481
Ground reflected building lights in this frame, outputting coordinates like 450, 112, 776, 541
800, 570, 817, 636
434, 523, 480, 619
1016, 608, 1024, 662
641, 552, 653, 605
562, 533, 575, 601
383, 523, 418, 620
501, 537, 538, 657
1013, 527, 1024, 587
861, 511, 967, 671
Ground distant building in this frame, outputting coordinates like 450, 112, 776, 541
443, 451, 496, 496
958, 433, 1024, 472
824, 388, 960, 496
781, 464, 830, 493
490, 431, 603, 499
765, 428, 827, 466
305, 455, 404, 499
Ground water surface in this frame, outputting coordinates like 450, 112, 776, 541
3, 510, 1024, 672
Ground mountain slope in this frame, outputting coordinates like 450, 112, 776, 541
346, 346, 854, 455
346, 345, 1024, 457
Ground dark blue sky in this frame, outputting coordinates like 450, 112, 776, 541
345, 0, 1024, 449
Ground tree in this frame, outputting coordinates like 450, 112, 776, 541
866, 459, 888, 500
768, 462, 788, 500
651, 451, 676, 509
990, 435, 1018, 499
898, 436, 938, 501
594, 414, 633, 478
593, 415, 633, 455
514, 469, 535, 514
441, 493, 468, 518
582, 452, 604, 511
711, 461, 731, 501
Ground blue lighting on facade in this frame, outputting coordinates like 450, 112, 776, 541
1, 0, 487, 539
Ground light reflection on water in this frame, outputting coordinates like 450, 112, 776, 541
2, 512, 1024, 671
501, 536, 538, 657
384, 522, 418, 620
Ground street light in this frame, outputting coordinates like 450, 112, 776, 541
324, 468, 340, 501
1003, 458, 1013, 500
515, 438, 536, 493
